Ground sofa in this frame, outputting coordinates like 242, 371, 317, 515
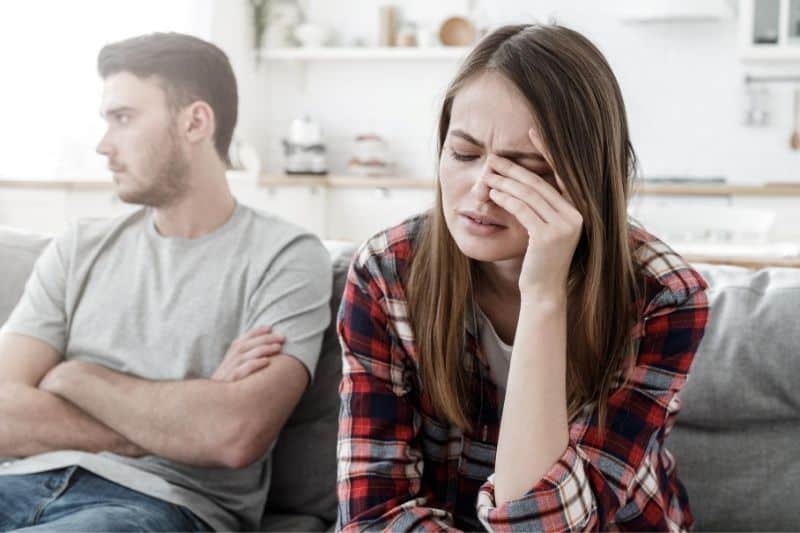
1, 225, 797, 531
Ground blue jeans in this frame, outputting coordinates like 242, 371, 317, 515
0, 466, 209, 532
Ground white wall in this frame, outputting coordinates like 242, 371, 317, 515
211, 0, 800, 185
0, 0, 214, 179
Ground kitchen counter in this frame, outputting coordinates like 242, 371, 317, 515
684, 255, 800, 268
0, 177, 111, 191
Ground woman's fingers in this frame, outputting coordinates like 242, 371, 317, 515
488, 188, 545, 236
487, 154, 570, 213
484, 172, 559, 224
526, 128, 556, 170
526, 128, 579, 207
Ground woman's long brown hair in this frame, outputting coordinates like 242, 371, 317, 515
407, 24, 642, 431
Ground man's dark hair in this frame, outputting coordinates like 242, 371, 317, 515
98, 32, 238, 162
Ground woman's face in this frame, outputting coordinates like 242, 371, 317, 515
439, 71, 556, 263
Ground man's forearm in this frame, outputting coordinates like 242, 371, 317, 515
42, 361, 250, 467
0, 383, 141, 458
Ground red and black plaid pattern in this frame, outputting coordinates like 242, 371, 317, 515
337, 214, 708, 532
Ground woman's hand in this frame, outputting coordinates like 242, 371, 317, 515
484, 128, 583, 299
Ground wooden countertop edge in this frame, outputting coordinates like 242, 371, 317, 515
4, 176, 800, 195
686, 255, 800, 269
0, 179, 113, 191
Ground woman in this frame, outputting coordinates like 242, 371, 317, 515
337, 24, 708, 532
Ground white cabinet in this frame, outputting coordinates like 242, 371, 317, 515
228, 176, 327, 237
326, 187, 434, 242
229, 174, 434, 241
65, 190, 136, 224
0, 188, 67, 234
0, 186, 138, 234
739, 0, 800, 59
731, 195, 800, 241
618, 0, 735, 23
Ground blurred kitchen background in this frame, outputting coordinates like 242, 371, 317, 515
2, 0, 800, 267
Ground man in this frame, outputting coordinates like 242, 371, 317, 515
0, 33, 331, 531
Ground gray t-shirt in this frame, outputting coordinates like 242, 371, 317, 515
0, 203, 332, 531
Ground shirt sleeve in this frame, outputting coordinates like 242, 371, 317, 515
1, 229, 72, 354
336, 253, 456, 532
245, 234, 332, 380
476, 280, 709, 532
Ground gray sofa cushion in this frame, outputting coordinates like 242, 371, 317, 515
263, 241, 356, 529
0, 226, 51, 325
669, 264, 800, 531
259, 513, 330, 532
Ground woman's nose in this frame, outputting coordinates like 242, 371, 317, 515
470, 164, 492, 203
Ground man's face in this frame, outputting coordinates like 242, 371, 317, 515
96, 72, 189, 207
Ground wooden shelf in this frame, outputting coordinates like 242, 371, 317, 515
634, 183, 800, 196
258, 46, 471, 61
685, 254, 800, 269
0, 178, 112, 191
740, 47, 800, 61
257, 176, 328, 187
256, 177, 800, 195
5, 174, 800, 197
258, 174, 436, 189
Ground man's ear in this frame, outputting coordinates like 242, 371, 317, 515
183, 101, 216, 146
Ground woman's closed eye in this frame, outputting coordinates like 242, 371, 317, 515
448, 148, 480, 162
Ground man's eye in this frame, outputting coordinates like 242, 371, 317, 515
115, 114, 130, 125
449, 149, 479, 162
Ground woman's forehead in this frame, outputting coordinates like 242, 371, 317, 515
449, 72, 537, 150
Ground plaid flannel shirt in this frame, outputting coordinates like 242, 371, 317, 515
337, 214, 708, 532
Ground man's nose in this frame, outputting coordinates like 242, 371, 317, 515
96, 131, 114, 157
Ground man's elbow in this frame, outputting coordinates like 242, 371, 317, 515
214, 356, 309, 469
217, 424, 279, 470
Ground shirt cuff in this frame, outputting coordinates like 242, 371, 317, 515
477, 445, 596, 532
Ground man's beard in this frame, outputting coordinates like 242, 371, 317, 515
117, 125, 190, 208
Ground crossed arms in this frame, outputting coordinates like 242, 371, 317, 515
0, 326, 306, 469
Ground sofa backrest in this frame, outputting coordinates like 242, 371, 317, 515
669, 263, 800, 531
0, 226, 51, 324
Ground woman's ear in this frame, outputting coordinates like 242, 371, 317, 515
183, 101, 216, 146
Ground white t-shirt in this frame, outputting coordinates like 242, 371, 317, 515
476, 306, 514, 410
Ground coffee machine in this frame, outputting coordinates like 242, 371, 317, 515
282, 115, 328, 175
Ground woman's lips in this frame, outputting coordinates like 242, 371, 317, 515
460, 213, 506, 236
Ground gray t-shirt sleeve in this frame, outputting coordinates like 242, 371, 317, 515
246, 235, 332, 380
1, 228, 71, 354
